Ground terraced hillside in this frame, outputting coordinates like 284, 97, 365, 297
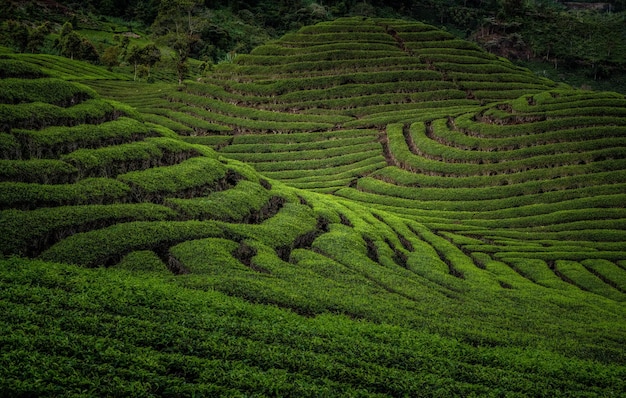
2, 17, 626, 397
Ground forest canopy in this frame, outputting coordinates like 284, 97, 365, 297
1, 0, 625, 87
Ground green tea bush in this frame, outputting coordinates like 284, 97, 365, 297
223, 142, 380, 163
0, 99, 122, 132
251, 42, 399, 56
555, 260, 625, 301
0, 79, 97, 107
224, 136, 375, 154
169, 238, 244, 274
117, 156, 238, 203
264, 157, 386, 180
0, 178, 130, 210
178, 105, 336, 132
14, 53, 126, 80
1, 203, 177, 256
397, 30, 456, 42
13, 117, 156, 159
61, 137, 202, 178
230, 57, 425, 76
139, 113, 194, 134
38, 220, 230, 267
114, 250, 169, 272
0, 159, 77, 183
252, 150, 383, 172
0, 58, 48, 78
581, 259, 626, 292
276, 32, 395, 45
166, 180, 279, 222
0, 133, 20, 159
170, 91, 350, 124
236, 50, 407, 66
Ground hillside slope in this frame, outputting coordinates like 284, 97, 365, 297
1, 18, 626, 397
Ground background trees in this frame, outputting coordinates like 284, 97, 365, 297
1, 0, 624, 90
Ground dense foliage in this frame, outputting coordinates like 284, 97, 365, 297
1, 14, 626, 397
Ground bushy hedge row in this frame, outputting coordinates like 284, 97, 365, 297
272, 81, 458, 107
336, 181, 626, 213
276, 32, 395, 45
139, 113, 194, 135
170, 91, 350, 124
432, 119, 626, 152
251, 150, 383, 172
38, 220, 230, 267
231, 129, 376, 145
511, 94, 626, 113
0, 99, 125, 132
139, 107, 232, 134
458, 81, 551, 92
555, 260, 626, 301
455, 113, 626, 138
0, 159, 77, 184
207, 69, 442, 97
0, 178, 131, 210
0, 78, 96, 107
263, 156, 387, 180
222, 142, 380, 163
0, 133, 19, 159
117, 156, 237, 203
223, 135, 375, 154
346, 105, 476, 128
414, 121, 626, 165
178, 105, 337, 133
166, 180, 280, 223
61, 137, 202, 178
447, 72, 549, 84
0, 58, 48, 78
373, 163, 626, 194
397, 30, 456, 42
262, 89, 471, 115
405, 39, 482, 50
298, 24, 386, 35
229, 57, 426, 76
14, 53, 126, 81
236, 50, 406, 66
432, 61, 527, 74
516, 90, 624, 109
582, 259, 626, 293
250, 42, 400, 56
12, 117, 156, 159
416, 47, 497, 61
1, 203, 177, 257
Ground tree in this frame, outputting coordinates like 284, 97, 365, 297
57, 22, 82, 60
6, 20, 29, 53
127, 44, 161, 80
152, 0, 204, 84
26, 22, 51, 54
56, 21, 100, 62
101, 46, 122, 70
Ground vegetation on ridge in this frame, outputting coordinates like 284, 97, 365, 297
1, 16, 626, 397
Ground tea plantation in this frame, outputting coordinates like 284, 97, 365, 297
1, 17, 626, 396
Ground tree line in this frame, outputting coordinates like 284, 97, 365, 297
1, 0, 625, 84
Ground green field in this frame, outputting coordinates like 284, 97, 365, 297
1, 17, 626, 396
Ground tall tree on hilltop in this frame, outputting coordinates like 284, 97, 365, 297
152, 0, 204, 84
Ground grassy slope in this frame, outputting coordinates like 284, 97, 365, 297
1, 17, 626, 396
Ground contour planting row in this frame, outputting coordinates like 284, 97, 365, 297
5, 256, 625, 396
9, 53, 126, 80
386, 123, 626, 177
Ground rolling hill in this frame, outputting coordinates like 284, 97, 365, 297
1, 17, 626, 396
